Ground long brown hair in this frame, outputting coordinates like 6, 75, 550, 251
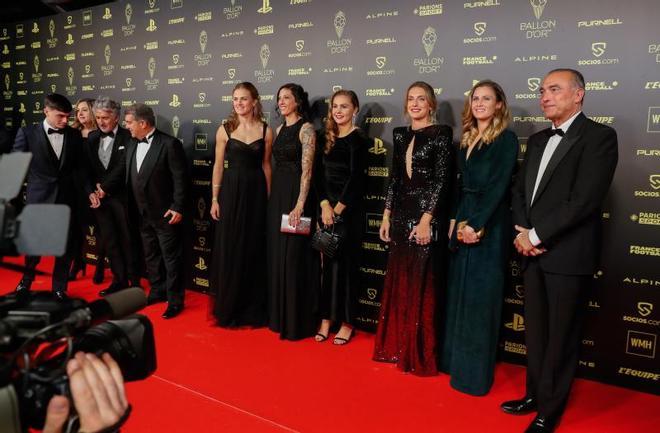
224, 82, 265, 134
403, 81, 437, 124
324, 89, 359, 154
71, 98, 97, 130
460, 80, 510, 148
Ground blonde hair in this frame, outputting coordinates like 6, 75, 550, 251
460, 80, 510, 148
71, 98, 97, 130
403, 81, 437, 124
324, 89, 359, 154
225, 82, 265, 134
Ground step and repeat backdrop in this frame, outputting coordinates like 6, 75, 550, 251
1, 0, 658, 394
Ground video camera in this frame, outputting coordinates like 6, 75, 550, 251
0, 153, 157, 432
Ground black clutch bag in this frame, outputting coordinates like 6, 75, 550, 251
311, 218, 344, 259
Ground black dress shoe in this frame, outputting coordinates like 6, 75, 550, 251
525, 414, 559, 433
53, 290, 68, 301
501, 396, 537, 415
162, 304, 182, 319
15, 279, 32, 293
99, 282, 125, 297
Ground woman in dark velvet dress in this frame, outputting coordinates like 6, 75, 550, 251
69, 98, 105, 283
441, 80, 518, 395
210, 82, 273, 327
314, 90, 368, 345
373, 81, 452, 376
267, 83, 318, 340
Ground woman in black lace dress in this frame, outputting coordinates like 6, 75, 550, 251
267, 83, 318, 340
210, 82, 273, 327
314, 90, 368, 345
373, 81, 452, 376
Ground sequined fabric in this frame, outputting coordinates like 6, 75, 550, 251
373, 124, 452, 376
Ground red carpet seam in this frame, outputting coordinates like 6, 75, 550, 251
152, 375, 302, 433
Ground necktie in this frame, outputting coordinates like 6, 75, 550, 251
546, 128, 565, 138
100, 131, 115, 138
48, 128, 64, 135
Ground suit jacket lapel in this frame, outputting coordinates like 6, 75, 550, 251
125, 139, 138, 184
532, 113, 587, 206
137, 131, 163, 184
38, 126, 60, 169
107, 128, 127, 170
525, 135, 546, 209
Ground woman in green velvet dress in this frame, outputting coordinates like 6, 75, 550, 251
442, 80, 519, 395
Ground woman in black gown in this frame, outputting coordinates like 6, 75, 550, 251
267, 83, 318, 340
210, 82, 273, 327
314, 90, 368, 345
70, 98, 105, 284
373, 81, 452, 376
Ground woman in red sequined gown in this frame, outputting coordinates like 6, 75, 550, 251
373, 81, 452, 376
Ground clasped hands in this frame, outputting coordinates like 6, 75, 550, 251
514, 225, 547, 256
88, 183, 106, 209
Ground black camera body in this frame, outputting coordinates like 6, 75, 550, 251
0, 289, 156, 432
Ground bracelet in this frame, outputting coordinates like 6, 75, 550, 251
212, 184, 221, 188
382, 214, 390, 222
212, 197, 218, 202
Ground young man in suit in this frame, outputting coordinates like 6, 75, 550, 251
12, 93, 83, 299
123, 103, 187, 319
84, 96, 140, 296
501, 69, 618, 432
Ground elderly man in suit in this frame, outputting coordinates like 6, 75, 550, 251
12, 93, 83, 299
501, 69, 618, 432
123, 103, 187, 319
84, 96, 140, 296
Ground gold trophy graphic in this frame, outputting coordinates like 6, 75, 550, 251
422, 26, 437, 57
530, 0, 547, 20
199, 30, 208, 54
4, 74, 9, 91
172, 116, 180, 137
334, 11, 346, 39
148, 57, 156, 79
104, 45, 111, 64
67, 67, 74, 86
49, 20, 55, 38
125, 3, 133, 25
259, 44, 271, 69
33, 55, 39, 73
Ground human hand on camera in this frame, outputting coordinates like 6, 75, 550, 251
42, 352, 129, 433
164, 209, 182, 225
95, 183, 106, 199
88, 192, 101, 209
409, 221, 432, 245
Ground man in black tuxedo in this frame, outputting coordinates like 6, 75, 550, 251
12, 93, 83, 299
123, 103, 187, 319
501, 69, 618, 432
84, 96, 140, 296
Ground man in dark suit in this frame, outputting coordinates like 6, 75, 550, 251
12, 93, 83, 299
123, 103, 187, 319
83, 96, 140, 296
501, 69, 618, 432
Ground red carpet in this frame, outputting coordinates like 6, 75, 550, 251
1, 256, 657, 432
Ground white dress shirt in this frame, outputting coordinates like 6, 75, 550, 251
529, 111, 581, 246
42, 119, 64, 159
135, 128, 156, 173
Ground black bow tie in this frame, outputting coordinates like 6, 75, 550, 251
100, 131, 115, 139
47, 128, 64, 135
137, 134, 153, 144
546, 128, 565, 138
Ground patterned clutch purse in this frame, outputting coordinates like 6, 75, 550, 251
280, 214, 311, 235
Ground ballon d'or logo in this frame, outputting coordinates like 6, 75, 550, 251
333, 11, 346, 39
530, 0, 547, 20
259, 44, 271, 69
422, 26, 437, 57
